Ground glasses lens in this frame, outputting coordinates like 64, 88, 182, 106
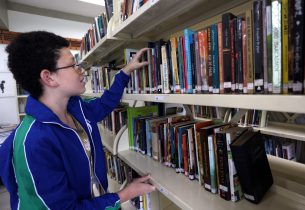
78, 61, 89, 69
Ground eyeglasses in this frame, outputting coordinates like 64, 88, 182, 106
54, 61, 89, 72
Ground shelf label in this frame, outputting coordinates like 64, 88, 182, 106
159, 187, 169, 196
154, 95, 164, 101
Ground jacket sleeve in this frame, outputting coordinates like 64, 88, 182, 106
24, 134, 121, 210
81, 70, 130, 123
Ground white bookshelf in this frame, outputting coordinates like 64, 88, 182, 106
82, 0, 305, 208
98, 125, 116, 154
111, 0, 249, 40
118, 149, 305, 210
255, 122, 305, 142
81, 36, 123, 65
122, 94, 305, 114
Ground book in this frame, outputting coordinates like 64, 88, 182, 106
253, 0, 264, 93
292, 0, 304, 94
271, 0, 282, 94
282, 0, 289, 94
245, 9, 254, 94
220, 126, 247, 202
222, 13, 236, 93
127, 106, 158, 150
231, 131, 273, 204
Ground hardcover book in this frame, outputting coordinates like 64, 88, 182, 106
231, 131, 273, 204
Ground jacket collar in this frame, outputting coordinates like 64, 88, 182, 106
25, 95, 83, 125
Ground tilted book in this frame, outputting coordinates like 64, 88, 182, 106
230, 131, 273, 204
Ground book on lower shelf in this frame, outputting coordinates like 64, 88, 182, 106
231, 130, 273, 204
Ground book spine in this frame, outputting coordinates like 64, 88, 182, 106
235, 17, 244, 93
147, 48, 154, 93
266, 0, 273, 93
170, 37, 181, 93
288, 0, 295, 93
262, 0, 268, 92
272, 0, 282, 94
178, 37, 185, 93
190, 35, 196, 94
242, 20, 248, 94
282, 0, 289, 94
182, 132, 189, 176
194, 127, 203, 184
216, 132, 231, 200
198, 30, 209, 93
184, 29, 194, 93
230, 19, 236, 93
222, 13, 235, 93
207, 27, 213, 93
293, 0, 304, 94
211, 24, 220, 94
246, 9, 254, 93
188, 128, 196, 180
201, 130, 211, 191
253, 0, 264, 93
161, 45, 170, 93
218, 23, 225, 94
156, 40, 163, 93
226, 133, 243, 202
208, 135, 217, 194
194, 33, 202, 93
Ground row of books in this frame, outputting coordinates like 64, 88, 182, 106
263, 134, 305, 164
104, 148, 152, 210
193, 105, 261, 127
79, 13, 108, 59
119, 0, 148, 22
89, 66, 119, 93
126, 105, 273, 203
123, 0, 304, 95
99, 104, 128, 135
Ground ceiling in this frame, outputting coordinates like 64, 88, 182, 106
6, 0, 105, 23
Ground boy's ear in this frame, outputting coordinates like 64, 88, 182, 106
40, 69, 59, 87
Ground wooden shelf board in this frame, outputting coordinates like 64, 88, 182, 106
118, 150, 305, 210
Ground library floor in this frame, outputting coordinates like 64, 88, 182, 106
0, 186, 10, 210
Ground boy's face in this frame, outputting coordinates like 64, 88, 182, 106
54, 47, 86, 97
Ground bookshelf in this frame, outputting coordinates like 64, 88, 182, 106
81, 0, 305, 209
119, 149, 305, 210
16, 96, 27, 122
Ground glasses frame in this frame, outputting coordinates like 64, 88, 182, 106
54, 61, 89, 72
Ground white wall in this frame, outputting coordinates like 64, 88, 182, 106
0, 44, 19, 125
8, 10, 91, 39
0, 0, 8, 29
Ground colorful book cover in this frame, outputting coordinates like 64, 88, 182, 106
282, 0, 289, 94
127, 106, 158, 150
253, 0, 264, 93
293, 0, 304, 94
272, 0, 282, 94
246, 9, 254, 94
198, 29, 209, 93
170, 37, 181, 93
183, 28, 195, 93
218, 23, 224, 94
222, 13, 236, 93
211, 24, 220, 94
266, 0, 273, 93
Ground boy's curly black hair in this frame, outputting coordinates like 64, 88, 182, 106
6, 31, 69, 99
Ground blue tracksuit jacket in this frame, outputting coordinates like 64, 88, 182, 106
0, 70, 130, 210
